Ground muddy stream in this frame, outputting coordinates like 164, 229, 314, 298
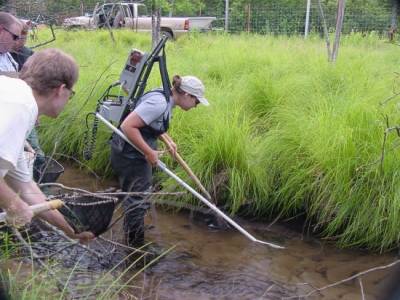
20, 166, 400, 299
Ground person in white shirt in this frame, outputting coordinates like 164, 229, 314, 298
0, 48, 93, 243
0, 12, 20, 73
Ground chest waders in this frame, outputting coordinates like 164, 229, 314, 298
110, 89, 170, 247
114, 36, 172, 248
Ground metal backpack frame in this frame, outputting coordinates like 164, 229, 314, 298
84, 35, 171, 160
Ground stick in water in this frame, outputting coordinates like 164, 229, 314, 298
159, 134, 228, 228
159, 134, 212, 200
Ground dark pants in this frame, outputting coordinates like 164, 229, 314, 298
110, 150, 152, 248
28, 127, 47, 183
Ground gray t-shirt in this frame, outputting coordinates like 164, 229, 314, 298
134, 90, 174, 133
111, 89, 174, 159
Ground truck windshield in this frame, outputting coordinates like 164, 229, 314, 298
137, 4, 148, 17
96, 4, 112, 16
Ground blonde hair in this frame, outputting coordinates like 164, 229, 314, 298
19, 48, 79, 95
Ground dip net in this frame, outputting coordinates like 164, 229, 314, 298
58, 193, 118, 236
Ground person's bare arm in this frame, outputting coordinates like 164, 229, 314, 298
5, 178, 94, 243
121, 112, 160, 166
0, 177, 33, 226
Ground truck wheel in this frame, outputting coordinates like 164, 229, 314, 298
161, 30, 173, 40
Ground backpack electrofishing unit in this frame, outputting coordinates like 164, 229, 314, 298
83, 36, 171, 160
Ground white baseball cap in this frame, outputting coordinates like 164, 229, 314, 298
180, 76, 210, 106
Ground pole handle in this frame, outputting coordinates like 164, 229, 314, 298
159, 135, 213, 201
32, 199, 64, 214
0, 199, 64, 223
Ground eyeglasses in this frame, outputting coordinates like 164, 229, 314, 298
69, 89, 76, 99
65, 86, 76, 100
2, 26, 20, 41
189, 94, 200, 105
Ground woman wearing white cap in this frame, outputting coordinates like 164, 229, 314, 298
110, 74, 209, 248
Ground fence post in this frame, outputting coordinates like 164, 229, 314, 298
331, 0, 346, 62
246, 3, 251, 33
80, 1, 84, 16
389, 0, 398, 41
151, 2, 161, 49
225, 0, 229, 32
169, 0, 174, 17
305, 0, 312, 38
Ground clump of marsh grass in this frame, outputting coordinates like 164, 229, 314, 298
164, 101, 270, 214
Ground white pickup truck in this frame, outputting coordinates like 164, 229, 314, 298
62, 2, 216, 39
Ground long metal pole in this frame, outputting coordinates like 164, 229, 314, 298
305, 0, 311, 38
96, 113, 284, 249
225, 0, 229, 32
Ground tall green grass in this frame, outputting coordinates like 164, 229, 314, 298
35, 29, 400, 250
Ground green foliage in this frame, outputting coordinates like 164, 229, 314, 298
35, 29, 400, 251
137, 0, 206, 16
0, 231, 17, 259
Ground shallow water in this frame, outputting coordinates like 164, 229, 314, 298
57, 165, 398, 299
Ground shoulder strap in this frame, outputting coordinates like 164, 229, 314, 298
119, 88, 168, 126
5, 53, 18, 72
130, 88, 167, 111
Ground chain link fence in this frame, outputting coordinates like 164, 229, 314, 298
201, 2, 393, 35
1, 1, 396, 36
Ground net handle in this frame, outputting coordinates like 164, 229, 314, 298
0, 199, 64, 223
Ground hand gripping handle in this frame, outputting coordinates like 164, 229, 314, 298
0, 200, 64, 223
